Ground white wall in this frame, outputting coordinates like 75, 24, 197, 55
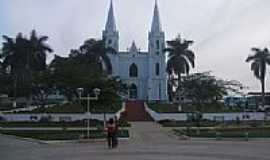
144, 103, 266, 121
0, 103, 127, 122
0, 113, 116, 122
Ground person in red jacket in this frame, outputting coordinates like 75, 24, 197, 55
107, 118, 116, 149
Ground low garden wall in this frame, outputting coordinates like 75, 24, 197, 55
0, 103, 127, 122
144, 103, 266, 121
0, 113, 116, 122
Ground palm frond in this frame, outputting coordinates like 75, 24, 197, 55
246, 55, 256, 62
183, 50, 195, 68
101, 54, 112, 74
251, 61, 260, 79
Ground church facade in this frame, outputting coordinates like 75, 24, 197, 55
102, 0, 168, 101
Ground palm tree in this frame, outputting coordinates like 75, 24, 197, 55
0, 61, 3, 74
2, 30, 52, 76
246, 47, 270, 109
164, 35, 195, 102
1, 30, 52, 106
79, 39, 116, 74
28, 30, 53, 71
2, 33, 27, 105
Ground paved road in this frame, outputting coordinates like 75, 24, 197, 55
1, 122, 270, 160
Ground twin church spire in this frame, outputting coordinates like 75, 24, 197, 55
151, 0, 162, 34
105, 0, 117, 33
104, 0, 162, 34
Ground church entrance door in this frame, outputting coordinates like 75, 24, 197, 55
129, 84, 137, 99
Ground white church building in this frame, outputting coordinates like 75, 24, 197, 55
102, 0, 168, 101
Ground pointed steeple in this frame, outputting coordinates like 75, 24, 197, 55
151, 0, 162, 33
130, 41, 138, 52
105, 0, 117, 32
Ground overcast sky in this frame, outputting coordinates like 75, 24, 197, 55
1, 0, 270, 92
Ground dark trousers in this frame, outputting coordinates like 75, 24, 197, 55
107, 133, 114, 148
113, 133, 118, 148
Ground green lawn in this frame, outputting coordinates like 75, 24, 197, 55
148, 103, 244, 113
174, 127, 270, 138
15, 102, 122, 114
0, 129, 129, 140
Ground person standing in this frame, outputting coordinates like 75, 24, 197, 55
107, 118, 116, 149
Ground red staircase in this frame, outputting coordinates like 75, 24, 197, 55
121, 101, 154, 121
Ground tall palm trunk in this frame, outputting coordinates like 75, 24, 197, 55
178, 72, 182, 107
168, 74, 173, 102
261, 77, 265, 109
103, 112, 107, 129
13, 74, 17, 108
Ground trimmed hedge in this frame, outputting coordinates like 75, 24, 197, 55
174, 127, 270, 138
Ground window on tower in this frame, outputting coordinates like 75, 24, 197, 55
129, 63, 138, 77
156, 63, 160, 76
156, 40, 160, 50
108, 39, 112, 44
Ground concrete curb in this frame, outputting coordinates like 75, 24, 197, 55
189, 137, 270, 142
0, 133, 46, 144
0, 133, 129, 144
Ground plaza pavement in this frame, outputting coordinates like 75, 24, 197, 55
1, 122, 270, 160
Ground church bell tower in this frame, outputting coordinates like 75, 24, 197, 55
102, 0, 119, 52
148, 0, 168, 101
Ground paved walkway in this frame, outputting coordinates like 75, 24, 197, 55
128, 122, 177, 145
1, 122, 270, 160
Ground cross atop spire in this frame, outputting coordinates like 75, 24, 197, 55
105, 0, 117, 32
151, 0, 162, 33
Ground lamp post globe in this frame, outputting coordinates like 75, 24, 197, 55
93, 88, 101, 96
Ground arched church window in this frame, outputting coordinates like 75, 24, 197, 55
129, 63, 138, 77
156, 40, 160, 50
156, 63, 160, 76
108, 39, 112, 44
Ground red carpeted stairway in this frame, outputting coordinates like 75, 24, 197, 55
121, 101, 154, 121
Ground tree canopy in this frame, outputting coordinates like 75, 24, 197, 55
181, 72, 243, 110
246, 47, 270, 108
0, 30, 52, 98
164, 35, 195, 102
0, 30, 124, 110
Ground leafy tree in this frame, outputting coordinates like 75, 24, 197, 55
0, 65, 12, 95
181, 72, 243, 111
79, 39, 116, 74
49, 38, 124, 107
49, 54, 104, 101
31, 70, 55, 108
49, 52, 124, 126
246, 47, 270, 109
164, 35, 195, 102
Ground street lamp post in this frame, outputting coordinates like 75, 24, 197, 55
77, 88, 101, 139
